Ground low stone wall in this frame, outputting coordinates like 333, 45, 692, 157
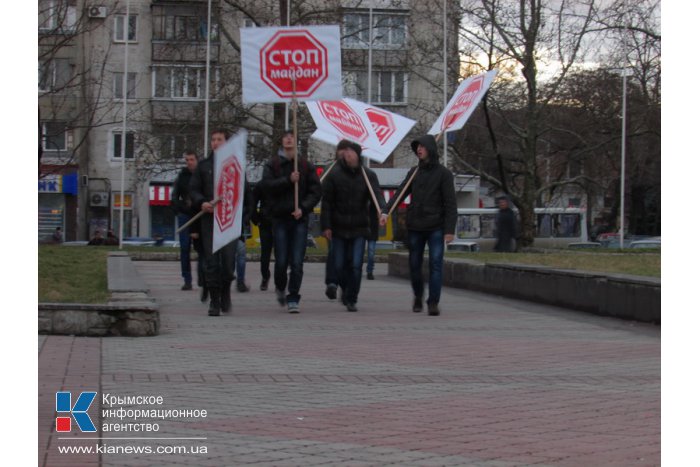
388, 253, 660, 324
39, 252, 160, 336
38, 302, 159, 336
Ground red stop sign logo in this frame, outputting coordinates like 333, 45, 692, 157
441, 76, 485, 131
366, 108, 396, 145
216, 157, 243, 232
260, 30, 328, 99
319, 101, 369, 142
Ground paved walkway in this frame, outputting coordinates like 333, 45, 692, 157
39, 261, 660, 466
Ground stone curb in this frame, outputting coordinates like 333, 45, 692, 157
388, 253, 661, 324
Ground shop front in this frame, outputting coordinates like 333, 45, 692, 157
38, 172, 78, 242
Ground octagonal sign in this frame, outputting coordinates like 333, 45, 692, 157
441, 76, 485, 132
319, 100, 370, 143
215, 157, 243, 232
365, 108, 396, 145
260, 30, 328, 99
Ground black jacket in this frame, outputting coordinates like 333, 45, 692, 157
171, 167, 195, 216
189, 152, 253, 237
495, 207, 518, 252
258, 152, 322, 221
384, 135, 457, 234
321, 160, 385, 239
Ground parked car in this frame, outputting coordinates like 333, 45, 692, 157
568, 242, 602, 249
630, 238, 661, 249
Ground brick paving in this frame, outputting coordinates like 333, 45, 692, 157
39, 260, 660, 466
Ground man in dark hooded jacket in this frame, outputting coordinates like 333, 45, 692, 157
321, 140, 385, 312
381, 134, 457, 316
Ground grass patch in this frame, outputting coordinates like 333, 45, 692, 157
445, 250, 660, 277
38, 245, 111, 303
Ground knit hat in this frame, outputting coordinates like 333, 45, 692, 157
336, 139, 362, 157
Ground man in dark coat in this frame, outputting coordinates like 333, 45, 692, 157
494, 196, 518, 252
321, 140, 385, 312
258, 129, 322, 313
381, 134, 457, 316
189, 129, 239, 316
171, 150, 199, 290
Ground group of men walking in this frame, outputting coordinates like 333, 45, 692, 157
173, 129, 457, 318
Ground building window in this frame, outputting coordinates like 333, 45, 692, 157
42, 122, 68, 151
159, 133, 200, 160
152, 65, 220, 100
113, 72, 137, 99
38, 58, 72, 92
114, 14, 137, 42
343, 70, 407, 104
152, 10, 218, 42
342, 11, 407, 49
39, 0, 77, 33
112, 131, 136, 159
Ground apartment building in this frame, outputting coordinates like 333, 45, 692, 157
38, 0, 468, 242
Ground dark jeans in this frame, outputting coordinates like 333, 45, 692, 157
332, 236, 366, 304
408, 229, 444, 304
325, 240, 337, 286
273, 218, 309, 303
200, 213, 235, 289
259, 221, 273, 281
366, 239, 377, 274
177, 214, 192, 284
234, 238, 246, 283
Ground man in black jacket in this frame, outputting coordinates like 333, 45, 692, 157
189, 129, 239, 316
381, 134, 457, 316
172, 150, 199, 291
258, 130, 322, 313
321, 140, 385, 312
494, 196, 517, 252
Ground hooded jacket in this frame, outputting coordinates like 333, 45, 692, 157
321, 159, 385, 239
384, 135, 457, 234
257, 151, 322, 221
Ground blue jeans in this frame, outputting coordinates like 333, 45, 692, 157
332, 236, 366, 304
408, 229, 444, 304
177, 214, 192, 284
366, 239, 377, 274
273, 219, 309, 303
234, 239, 246, 283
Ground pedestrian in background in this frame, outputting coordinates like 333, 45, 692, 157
172, 150, 199, 290
494, 196, 518, 252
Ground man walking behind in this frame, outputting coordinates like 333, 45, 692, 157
381, 135, 457, 316
258, 130, 322, 313
172, 150, 199, 291
322, 140, 385, 312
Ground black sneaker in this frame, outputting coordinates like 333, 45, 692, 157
366, 272, 374, 280
200, 287, 208, 303
181, 283, 192, 291
275, 289, 286, 306
413, 297, 423, 313
260, 278, 269, 291
346, 303, 358, 312
325, 283, 337, 300
237, 282, 250, 293
428, 303, 440, 316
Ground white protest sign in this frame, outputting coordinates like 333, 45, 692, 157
428, 69, 498, 135
308, 98, 414, 163
241, 26, 342, 103
213, 129, 247, 253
